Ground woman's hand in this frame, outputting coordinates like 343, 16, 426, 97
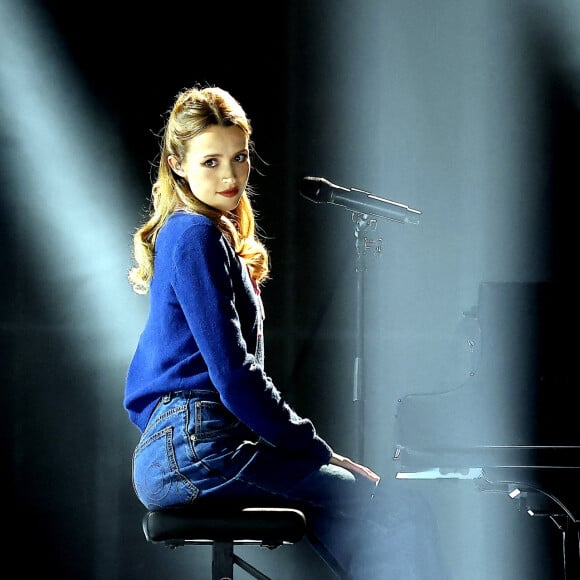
329, 452, 381, 483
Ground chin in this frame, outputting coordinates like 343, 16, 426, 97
220, 198, 242, 212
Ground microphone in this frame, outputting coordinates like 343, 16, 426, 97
299, 176, 421, 225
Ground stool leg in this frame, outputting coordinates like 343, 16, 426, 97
212, 541, 234, 580
308, 536, 351, 579
233, 554, 272, 580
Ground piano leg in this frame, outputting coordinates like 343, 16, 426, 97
477, 477, 579, 580
559, 516, 579, 580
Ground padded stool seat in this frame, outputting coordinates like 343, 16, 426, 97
142, 503, 307, 580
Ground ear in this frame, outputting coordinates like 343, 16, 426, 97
168, 155, 185, 177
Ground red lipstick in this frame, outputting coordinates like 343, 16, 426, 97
218, 187, 239, 197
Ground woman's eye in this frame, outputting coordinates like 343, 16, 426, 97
204, 159, 218, 168
235, 153, 248, 163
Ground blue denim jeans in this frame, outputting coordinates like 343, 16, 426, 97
132, 390, 449, 579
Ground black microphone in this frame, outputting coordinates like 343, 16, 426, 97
299, 176, 421, 224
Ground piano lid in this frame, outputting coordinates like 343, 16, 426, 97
394, 281, 580, 453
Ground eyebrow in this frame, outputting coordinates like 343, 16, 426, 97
201, 148, 248, 160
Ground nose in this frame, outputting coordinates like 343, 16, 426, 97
222, 176, 234, 183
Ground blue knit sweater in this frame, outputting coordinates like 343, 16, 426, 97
124, 212, 332, 464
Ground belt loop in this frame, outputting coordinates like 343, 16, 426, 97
161, 393, 172, 404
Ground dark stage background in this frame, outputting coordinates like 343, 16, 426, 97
2, 1, 579, 579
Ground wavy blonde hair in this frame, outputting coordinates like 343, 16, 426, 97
128, 86, 270, 295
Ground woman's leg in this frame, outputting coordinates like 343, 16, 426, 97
271, 465, 450, 580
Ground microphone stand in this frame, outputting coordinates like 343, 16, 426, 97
298, 177, 420, 462
352, 212, 383, 464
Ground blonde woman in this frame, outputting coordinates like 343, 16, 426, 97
124, 85, 448, 579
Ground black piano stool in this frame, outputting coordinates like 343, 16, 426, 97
142, 504, 307, 580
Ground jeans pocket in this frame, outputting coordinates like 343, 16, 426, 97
132, 425, 199, 510
192, 399, 241, 440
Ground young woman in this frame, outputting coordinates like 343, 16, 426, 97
124, 85, 448, 579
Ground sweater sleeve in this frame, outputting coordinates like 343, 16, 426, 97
171, 222, 333, 464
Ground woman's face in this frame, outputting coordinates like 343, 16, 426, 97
169, 125, 250, 212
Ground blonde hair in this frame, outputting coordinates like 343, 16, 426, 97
128, 86, 270, 294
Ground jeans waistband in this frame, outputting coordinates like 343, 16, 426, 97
160, 389, 220, 405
